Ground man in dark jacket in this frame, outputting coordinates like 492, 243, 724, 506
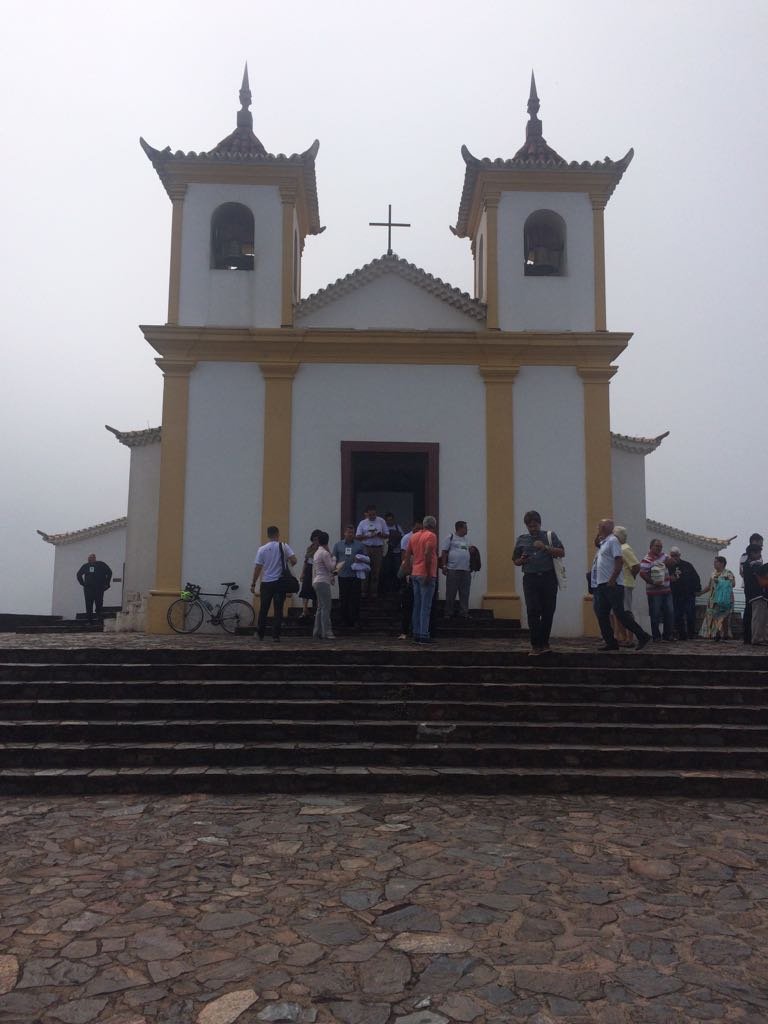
668, 547, 701, 640
76, 554, 113, 624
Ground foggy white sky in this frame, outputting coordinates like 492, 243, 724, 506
1, 0, 766, 613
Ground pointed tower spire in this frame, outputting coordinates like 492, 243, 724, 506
525, 69, 543, 144
237, 62, 253, 130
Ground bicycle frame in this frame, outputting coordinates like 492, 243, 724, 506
182, 583, 235, 624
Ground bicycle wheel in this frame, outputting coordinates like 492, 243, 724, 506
167, 599, 204, 634
219, 598, 255, 634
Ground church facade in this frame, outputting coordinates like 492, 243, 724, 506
39, 71, 734, 633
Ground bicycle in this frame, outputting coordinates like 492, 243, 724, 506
167, 581, 255, 634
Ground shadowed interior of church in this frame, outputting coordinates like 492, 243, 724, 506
348, 450, 428, 529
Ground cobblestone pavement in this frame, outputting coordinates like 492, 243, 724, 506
1, 792, 767, 1023
0, 632, 765, 656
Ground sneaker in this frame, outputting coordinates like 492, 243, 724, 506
597, 643, 620, 652
397, 634, 407, 640
635, 634, 651, 651
528, 647, 543, 657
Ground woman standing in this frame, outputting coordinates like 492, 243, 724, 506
299, 529, 321, 619
639, 539, 674, 641
611, 526, 641, 646
312, 532, 336, 640
698, 556, 735, 642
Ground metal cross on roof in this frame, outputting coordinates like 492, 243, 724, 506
369, 204, 411, 256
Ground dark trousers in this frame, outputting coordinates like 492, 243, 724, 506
672, 592, 696, 640
743, 599, 753, 644
258, 581, 286, 638
382, 551, 401, 593
83, 586, 104, 623
593, 583, 647, 645
338, 577, 361, 626
522, 571, 559, 649
648, 592, 674, 640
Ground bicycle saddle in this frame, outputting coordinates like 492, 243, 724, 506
220, 581, 238, 587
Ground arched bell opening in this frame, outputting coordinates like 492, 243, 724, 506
211, 202, 255, 271
524, 209, 566, 277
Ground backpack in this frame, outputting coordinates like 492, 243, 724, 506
713, 574, 733, 613
469, 546, 482, 572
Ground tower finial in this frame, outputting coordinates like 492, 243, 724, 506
525, 69, 543, 144
237, 62, 253, 130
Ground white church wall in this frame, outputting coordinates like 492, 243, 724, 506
52, 528, 126, 618
611, 446, 651, 631
181, 363, 265, 606
123, 442, 161, 607
179, 183, 282, 328
296, 275, 482, 331
497, 191, 595, 332
290, 364, 487, 604
513, 366, 587, 636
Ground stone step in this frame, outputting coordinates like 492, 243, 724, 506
1, 698, 765, 724
3, 660, 768, 685
3, 740, 768, 773
1, 717, 766, 746
1, 764, 766, 797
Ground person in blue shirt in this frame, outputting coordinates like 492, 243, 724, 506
332, 525, 365, 628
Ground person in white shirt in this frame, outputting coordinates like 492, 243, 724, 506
251, 525, 297, 641
440, 520, 473, 618
355, 505, 389, 598
590, 518, 651, 652
311, 531, 336, 640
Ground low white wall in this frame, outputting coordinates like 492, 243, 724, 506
52, 528, 126, 618
512, 366, 587, 636
289, 364, 487, 606
123, 442, 161, 606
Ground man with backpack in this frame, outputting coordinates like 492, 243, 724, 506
440, 520, 479, 619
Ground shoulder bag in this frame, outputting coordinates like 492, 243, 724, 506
277, 543, 300, 594
548, 531, 567, 590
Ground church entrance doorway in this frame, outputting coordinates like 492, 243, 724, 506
340, 442, 439, 531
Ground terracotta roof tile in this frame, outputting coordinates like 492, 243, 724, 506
645, 519, 737, 552
295, 253, 486, 323
37, 517, 127, 547
611, 431, 669, 454
105, 425, 161, 448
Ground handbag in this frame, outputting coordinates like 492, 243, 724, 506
277, 543, 300, 594
548, 531, 567, 590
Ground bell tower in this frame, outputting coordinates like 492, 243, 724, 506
141, 66, 324, 330
452, 72, 633, 333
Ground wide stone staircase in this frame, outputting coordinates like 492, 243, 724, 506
0, 646, 766, 797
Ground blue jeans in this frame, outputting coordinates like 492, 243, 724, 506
648, 592, 675, 640
412, 577, 437, 640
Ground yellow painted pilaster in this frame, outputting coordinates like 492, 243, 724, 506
279, 184, 297, 328
592, 199, 607, 331
480, 365, 521, 621
483, 193, 501, 330
167, 184, 187, 325
146, 358, 196, 633
260, 363, 298, 540
578, 365, 617, 635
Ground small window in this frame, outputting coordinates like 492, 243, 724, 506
524, 210, 565, 276
211, 203, 254, 271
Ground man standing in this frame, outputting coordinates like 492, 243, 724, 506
356, 505, 389, 598
251, 526, 297, 641
591, 519, 651, 652
740, 533, 764, 645
639, 539, 675, 641
332, 525, 365, 628
512, 511, 564, 656
76, 553, 112, 625
405, 515, 439, 644
668, 547, 701, 640
440, 520, 473, 619
397, 519, 422, 640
